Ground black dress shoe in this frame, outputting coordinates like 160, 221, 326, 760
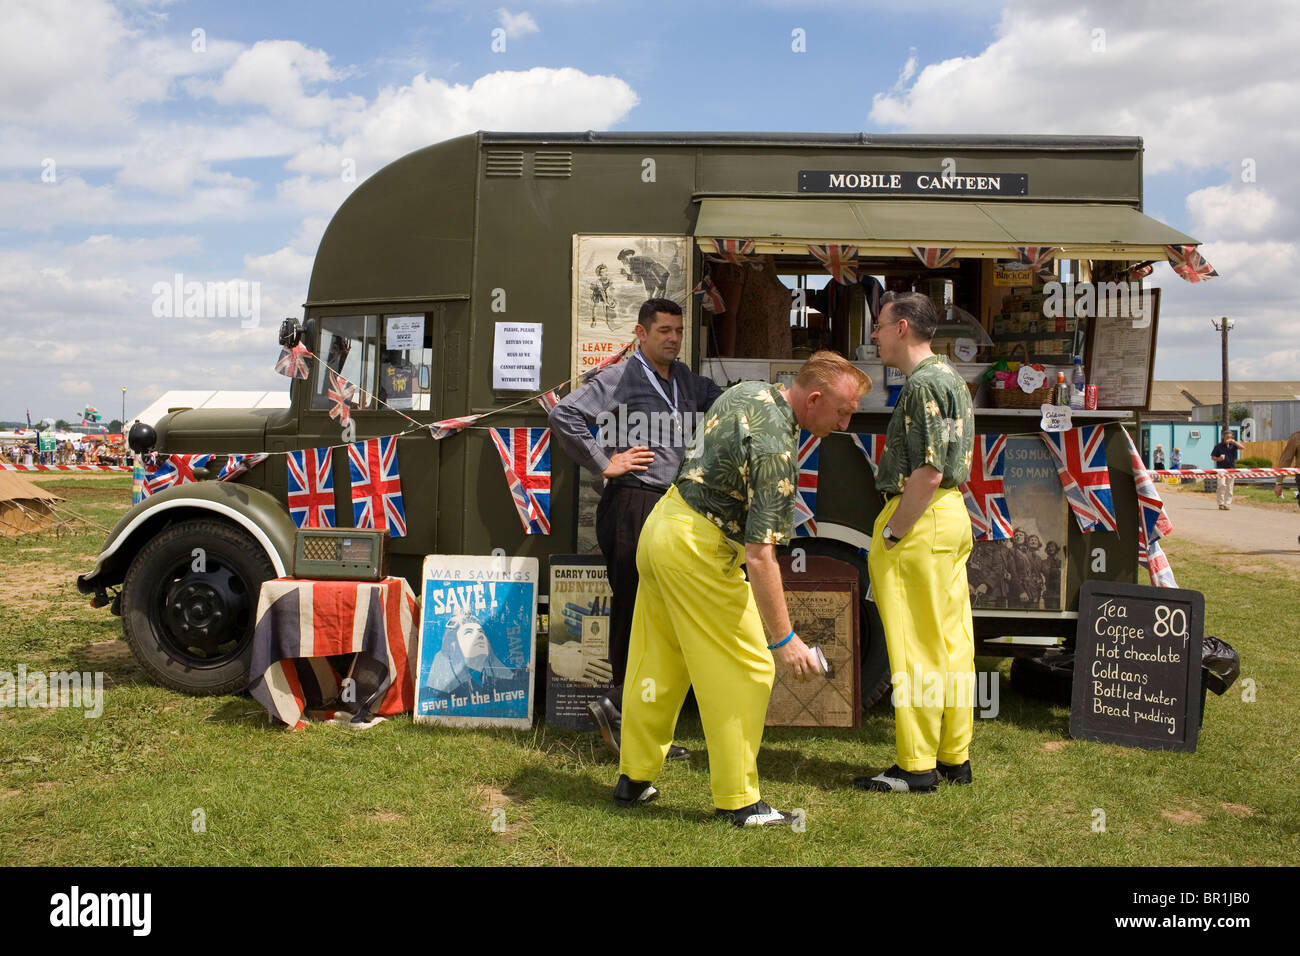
666, 744, 691, 761
714, 800, 794, 828
936, 759, 973, 785
852, 764, 939, 793
613, 774, 658, 807
587, 696, 620, 757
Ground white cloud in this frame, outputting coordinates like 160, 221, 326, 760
497, 9, 541, 39
1186, 184, 1281, 240
213, 40, 363, 129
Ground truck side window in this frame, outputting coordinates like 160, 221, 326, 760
377, 313, 434, 412
311, 315, 377, 411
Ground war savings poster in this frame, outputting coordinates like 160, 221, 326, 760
547, 556, 615, 730
414, 555, 538, 728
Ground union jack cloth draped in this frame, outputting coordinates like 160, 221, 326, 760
1122, 429, 1177, 587
793, 429, 821, 537
144, 453, 213, 496
218, 453, 270, 482
909, 246, 958, 269
286, 447, 335, 528
1013, 246, 1057, 278
691, 275, 726, 313
1040, 425, 1117, 533
248, 576, 418, 730
807, 244, 859, 285
349, 436, 407, 538
490, 427, 551, 535
275, 343, 312, 379
429, 414, 483, 440
327, 370, 355, 425
1165, 244, 1218, 283
850, 432, 887, 479
706, 238, 759, 266
960, 434, 1014, 541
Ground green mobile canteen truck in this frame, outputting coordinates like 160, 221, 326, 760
78, 132, 1201, 701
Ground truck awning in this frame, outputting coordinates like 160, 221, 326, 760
694, 198, 1199, 261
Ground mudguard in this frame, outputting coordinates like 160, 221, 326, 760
77, 481, 297, 597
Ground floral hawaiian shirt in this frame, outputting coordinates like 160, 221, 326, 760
875, 355, 975, 495
674, 381, 798, 545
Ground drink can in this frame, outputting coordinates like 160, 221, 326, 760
1084, 384, 1098, 410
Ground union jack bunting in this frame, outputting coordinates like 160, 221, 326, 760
850, 432, 887, 479
1013, 246, 1057, 278
535, 388, 562, 414
705, 238, 759, 266
428, 414, 483, 440
793, 429, 821, 537
960, 434, 1014, 541
1126, 260, 1155, 280
286, 447, 336, 528
349, 436, 407, 538
807, 244, 859, 285
582, 338, 636, 383
327, 370, 355, 426
144, 453, 213, 496
489, 427, 552, 535
1165, 244, 1219, 283
275, 343, 312, 379
691, 275, 726, 313
218, 453, 269, 482
909, 246, 958, 269
1040, 425, 1117, 533
1122, 429, 1177, 587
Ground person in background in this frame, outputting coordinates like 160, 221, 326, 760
1153, 445, 1165, 469
1274, 430, 1300, 511
1211, 430, 1245, 510
1171, 447, 1182, 471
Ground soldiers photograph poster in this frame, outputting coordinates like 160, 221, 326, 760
570, 235, 692, 385
414, 555, 538, 728
967, 437, 1068, 611
547, 555, 616, 730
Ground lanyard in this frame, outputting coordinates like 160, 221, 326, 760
634, 350, 683, 436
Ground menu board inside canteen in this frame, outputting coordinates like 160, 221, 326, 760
1085, 287, 1160, 410
1069, 580, 1204, 752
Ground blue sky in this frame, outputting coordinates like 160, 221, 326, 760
3, 0, 1296, 421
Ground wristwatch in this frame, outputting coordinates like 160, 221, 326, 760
882, 525, 898, 542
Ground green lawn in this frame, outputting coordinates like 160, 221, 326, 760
1, 477, 1295, 865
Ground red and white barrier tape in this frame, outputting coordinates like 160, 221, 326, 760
1, 463, 133, 472
1150, 467, 1300, 479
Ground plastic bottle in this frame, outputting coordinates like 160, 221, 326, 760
1054, 371, 1069, 406
1070, 357, 1086, 409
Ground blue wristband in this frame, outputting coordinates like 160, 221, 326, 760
768, 630, 795, 651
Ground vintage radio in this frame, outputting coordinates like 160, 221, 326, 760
292, 529, 388, 581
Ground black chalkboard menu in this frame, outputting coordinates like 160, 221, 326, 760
1070, 580, 1204, 752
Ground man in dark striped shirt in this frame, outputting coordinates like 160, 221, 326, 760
549, 298, 723, 757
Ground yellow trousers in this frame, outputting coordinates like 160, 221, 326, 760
869, 487, 975, 772
619, 485, 775, 810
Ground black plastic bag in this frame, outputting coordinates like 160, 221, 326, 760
1202, 635, 1240, 696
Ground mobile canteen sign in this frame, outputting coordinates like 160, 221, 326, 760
799, 170, 1029, 196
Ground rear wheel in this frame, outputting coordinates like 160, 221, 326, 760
121, 519, 275, 695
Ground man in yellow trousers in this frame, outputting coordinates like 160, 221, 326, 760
858, 291, 976, 793
615, 352, 871, 826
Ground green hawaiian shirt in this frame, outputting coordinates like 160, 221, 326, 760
876, 355, 975, 495
675, 381, 799, 545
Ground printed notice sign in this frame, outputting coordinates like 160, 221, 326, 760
493, 322, 543, 391
385, 315, 424, 350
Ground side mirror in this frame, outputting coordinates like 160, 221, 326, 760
418, 365, 431, 390
128, 422, 157, 454
278, 317, 302, 347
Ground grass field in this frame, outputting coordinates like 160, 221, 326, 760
1, 476, 1295, 866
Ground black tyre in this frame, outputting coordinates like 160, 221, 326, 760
1010, 652, 1074, 705
121, 519, 275, 695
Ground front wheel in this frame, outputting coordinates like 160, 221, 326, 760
121, 519, 275, 695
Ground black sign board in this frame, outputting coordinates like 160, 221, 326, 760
1070, 580, 1204, 752
799, 170, 1028, 196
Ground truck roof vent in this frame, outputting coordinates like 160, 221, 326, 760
533, 151, 573, 178
485, 150, 525, 177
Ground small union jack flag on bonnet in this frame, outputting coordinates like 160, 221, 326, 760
144, 453, 213, 496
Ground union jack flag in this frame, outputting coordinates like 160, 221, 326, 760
1165, 244, 1218, 283
218, 453, 269, 482
1126, 260, 1155, 280
535, 388, 563, 414
327, 370, 355, 426
1013, 246, 1057, 279
1122, 429, 1177, 587
910, 247, 958, 269
490, 427, 551, 535
275, 343, 312, 379
850, 432, 887, 479
349, 437, 406, 538
144, 453, 213, 496
706, 238, 759, 266
960, 434, 1013, 540
807, 244, 859, 284
691, 275, 726, 313
428, 414, 483, 440
793, 429, 821, 537
1041, 425, 1116, 533
286, 447, 335, 528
